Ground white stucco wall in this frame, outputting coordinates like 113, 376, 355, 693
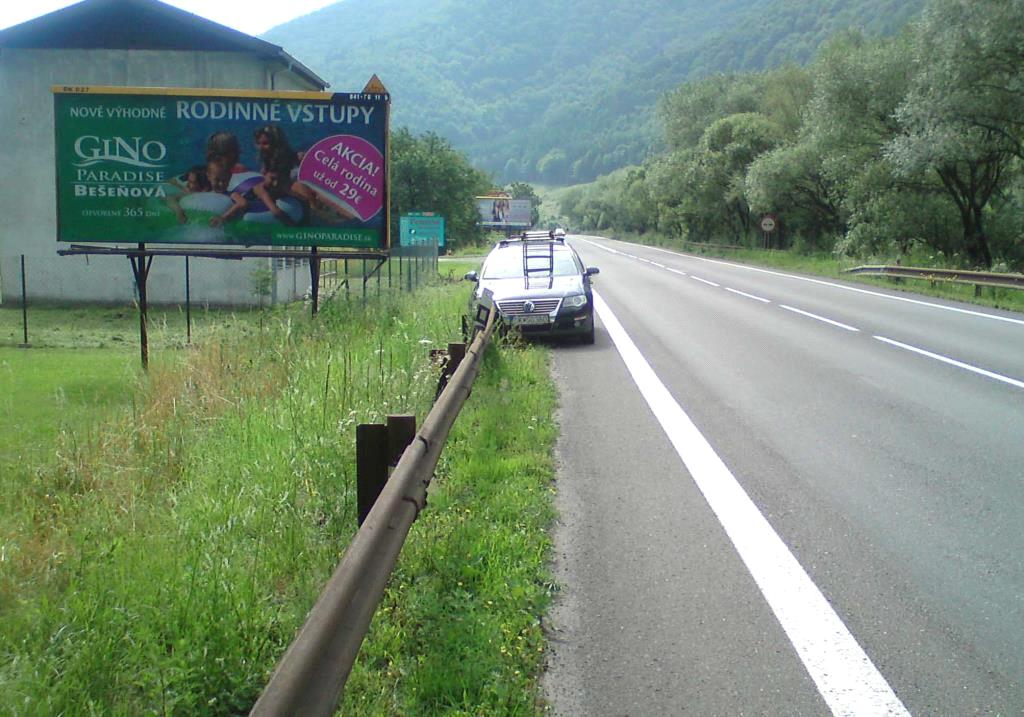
0, 48, 317, 306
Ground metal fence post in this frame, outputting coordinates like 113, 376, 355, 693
20, 255, 29, 347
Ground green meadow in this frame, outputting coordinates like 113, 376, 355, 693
0, 271, 558, 715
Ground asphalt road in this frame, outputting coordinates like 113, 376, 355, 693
542, 235, 1024, 716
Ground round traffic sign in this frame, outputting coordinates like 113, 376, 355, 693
760, 214, 777, 233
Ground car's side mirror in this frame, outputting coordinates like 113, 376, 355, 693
463, 270, 479, 282
585, 267, 600, 276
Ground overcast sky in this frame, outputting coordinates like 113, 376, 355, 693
0, 0, 339, 37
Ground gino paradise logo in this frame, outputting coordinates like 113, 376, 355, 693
73, 135, 168, 168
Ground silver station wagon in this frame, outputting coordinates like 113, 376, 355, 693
464, 230, 599, 344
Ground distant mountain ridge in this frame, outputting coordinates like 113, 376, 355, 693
265, 0, 924, 184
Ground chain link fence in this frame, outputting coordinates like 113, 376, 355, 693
1, 241, 439, 348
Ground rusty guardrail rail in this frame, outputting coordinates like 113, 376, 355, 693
846, 264, 1024, 291
250, 309, 497, 717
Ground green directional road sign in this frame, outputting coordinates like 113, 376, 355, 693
400, 212, 445, 247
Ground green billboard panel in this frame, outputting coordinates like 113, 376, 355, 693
53, 86, 390, 249
400, 212, 445, 247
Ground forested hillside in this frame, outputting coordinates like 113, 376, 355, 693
264, 0, 923, 183
560, 0, 1024, 270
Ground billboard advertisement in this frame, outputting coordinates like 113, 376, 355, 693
400, 212, 445, 247
476, 197, 532, 227
53, 86, 390, 249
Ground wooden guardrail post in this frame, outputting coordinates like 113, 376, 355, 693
434, 342, 467, 400
447, 342, 467, 373
387, 415, 417, 468
356, 416, 417, 526
355, 423, 388, 526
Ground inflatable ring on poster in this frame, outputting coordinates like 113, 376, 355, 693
228, 171, 264, 194
242, 197, 304, 224
179, 192, 233, 214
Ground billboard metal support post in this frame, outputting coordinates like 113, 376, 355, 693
185, 256, 192, 345
20, 255, 29, 347
129, 244, 153, 370
309, 248, 321, 317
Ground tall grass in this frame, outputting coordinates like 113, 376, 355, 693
1, 276, 556, 714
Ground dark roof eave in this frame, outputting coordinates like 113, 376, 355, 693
0, 0, 329, 90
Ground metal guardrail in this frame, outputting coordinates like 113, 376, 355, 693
250, 308, 497, 717
679, 240, 745, 252
845, 265, 1024, 290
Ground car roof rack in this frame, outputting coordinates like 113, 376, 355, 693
498, 229, 565, 248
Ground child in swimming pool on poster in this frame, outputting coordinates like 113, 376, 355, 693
207, 131, 249, 174
207, 155, 249, 227
166, 164, 209, 223
253, 124, 356, 221
243, 147, 300, 225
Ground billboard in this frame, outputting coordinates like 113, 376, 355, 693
53, 86, 390, 249
400, 212, 445, 247
476, 197, 532, 227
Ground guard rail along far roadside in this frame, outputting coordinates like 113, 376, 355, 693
250, 306, 499, 717
845, 264, 1024, 292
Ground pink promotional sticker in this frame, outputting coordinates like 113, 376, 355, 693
297, 135, 384, 221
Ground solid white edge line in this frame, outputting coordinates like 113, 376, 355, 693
726, 287, 771, 303
692, 276, 721, 287
780, 304, 860, 332
623, 239, 1024, 327
593, 291, 909, 717
874, 336, 1024, 390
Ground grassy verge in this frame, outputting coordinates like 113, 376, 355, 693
0, 280, 557, 714
600, 231, 1024, 314
342, 341, 556, 714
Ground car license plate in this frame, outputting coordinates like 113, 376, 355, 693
511, 314, 551, 326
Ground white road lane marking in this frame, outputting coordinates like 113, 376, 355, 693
667, 267, 687, 276
726, 287, 771, 303
874, 336, 1024, 390
691, 276, 721, 287
780, 305, 860, 332
624, 240, 1024, 327
594, 291, 910, 717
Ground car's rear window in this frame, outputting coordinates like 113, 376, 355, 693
481, 247, 581, 279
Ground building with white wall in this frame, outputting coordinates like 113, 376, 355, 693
0, 0, 330, 306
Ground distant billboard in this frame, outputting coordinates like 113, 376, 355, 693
400, 212, 445, 247
53, 86, 390, 249
476, 197, 532, 227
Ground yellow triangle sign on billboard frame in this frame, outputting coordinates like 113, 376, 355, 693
363, 74, 388, 94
